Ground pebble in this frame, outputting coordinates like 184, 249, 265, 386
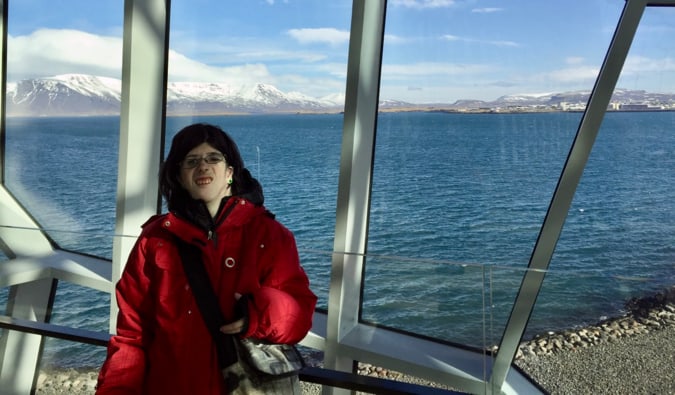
35, 369, 98, 394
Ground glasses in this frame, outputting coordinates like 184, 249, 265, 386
181, 153, 226, 169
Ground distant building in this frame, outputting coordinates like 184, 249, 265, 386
619, 103, 663, 111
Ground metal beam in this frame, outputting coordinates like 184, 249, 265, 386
110, 0, 169, 331
0, 278, 57, 395
324, 0, 385, 393
0, 0, 6, 184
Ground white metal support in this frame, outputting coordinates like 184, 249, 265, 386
0, 189, 60, 395
0, 279, 56, 395
323, 0, 385, 394
110, 0, 168, 331
0, 0, 5, 161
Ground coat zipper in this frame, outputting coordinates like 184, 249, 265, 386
207, 198, 239, 244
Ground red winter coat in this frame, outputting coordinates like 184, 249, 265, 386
96, 197, 317, 394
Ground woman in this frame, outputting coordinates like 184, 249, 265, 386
96, 123, 317, 394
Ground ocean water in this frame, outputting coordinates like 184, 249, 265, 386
1, 111, 674, 369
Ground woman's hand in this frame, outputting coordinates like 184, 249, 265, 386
220, 318, 246, 334
219, 292, 249, 335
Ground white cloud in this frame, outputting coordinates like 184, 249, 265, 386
441, 34, 519, 47
383, 34, 410, 44
169, 31, 329, 65
382, 61, 495, 77
624, 55, 675, 73
167, 50, 273, 85
565, 56, 585, 65
8, 29, 122, 81
541, 55, 675, 87
230, 49, 327, 63
471, 8, 503, 13
543, 66, 599, 83
7, 28, 270, 86
286, 28, 350, 46
390, 0, 455, 9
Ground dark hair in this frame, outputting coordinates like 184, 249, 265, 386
160, 123, 263, 212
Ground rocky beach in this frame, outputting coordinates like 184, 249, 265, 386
513, 285, 675, 395
34, 286, 675, 394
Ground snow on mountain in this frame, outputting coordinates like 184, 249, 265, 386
51, 74, 122, 100
166, 81, 241, 102
492, 92, 563, 105
379, 99, 415, 108
319, 92, 345, 106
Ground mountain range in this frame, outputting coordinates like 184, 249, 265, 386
5, 74, 675, 117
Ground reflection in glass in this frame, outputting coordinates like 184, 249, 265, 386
364, 1, 639, 344
5, 1, 122, 258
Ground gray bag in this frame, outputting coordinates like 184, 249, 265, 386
223, 338, 304, 394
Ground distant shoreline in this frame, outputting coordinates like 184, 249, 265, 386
6, 107, 675, 118
378, 107, 675, 115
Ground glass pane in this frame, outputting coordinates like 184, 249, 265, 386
4, 1, 123, 258
548, 5, 675, 334
361, 254, 530, 349
364, 1, 625, 344
167, 1, 353, 307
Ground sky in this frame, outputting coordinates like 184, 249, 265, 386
6, 0, 675, 103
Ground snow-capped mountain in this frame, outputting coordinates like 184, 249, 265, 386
7, 74, 122, 116
5, 74, 675, 116
6, 74, 344, 117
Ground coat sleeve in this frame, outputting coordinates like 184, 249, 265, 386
96, 237, 153, 394
243, 221, 317, 344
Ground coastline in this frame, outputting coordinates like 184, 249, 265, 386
35, 286, 675, 394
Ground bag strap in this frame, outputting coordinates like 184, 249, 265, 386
174, 237, 237, 369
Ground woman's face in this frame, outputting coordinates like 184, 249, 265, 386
179, 142, 234, 215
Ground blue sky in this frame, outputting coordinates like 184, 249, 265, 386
7, 0, 675, 103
